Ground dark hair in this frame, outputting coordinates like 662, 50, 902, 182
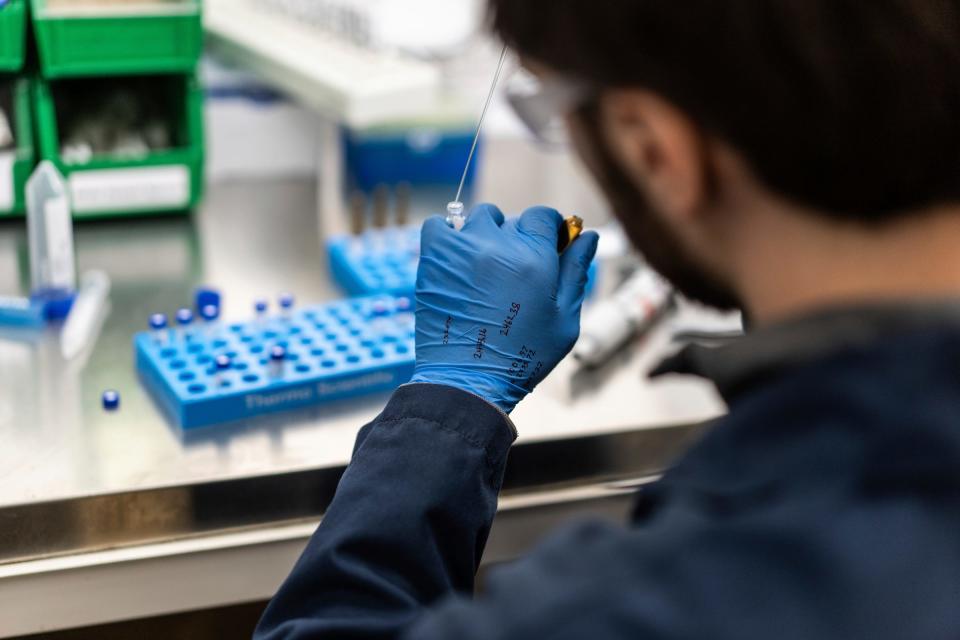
490, 0, 960, 222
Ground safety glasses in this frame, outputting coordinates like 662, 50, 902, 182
504, 69, 594, 149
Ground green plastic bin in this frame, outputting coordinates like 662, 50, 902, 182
31, 0, 202, 78
0, 78, 35, 216
34, 74, 204, 218
0, 0, 27, 72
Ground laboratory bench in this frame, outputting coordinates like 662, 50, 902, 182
0, 177, 725, 637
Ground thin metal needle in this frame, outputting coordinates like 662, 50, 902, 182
452, 44, 509, 210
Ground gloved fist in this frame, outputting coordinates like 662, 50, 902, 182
410, 204, 599, 414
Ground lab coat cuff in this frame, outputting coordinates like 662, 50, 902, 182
384, 383, 518, 461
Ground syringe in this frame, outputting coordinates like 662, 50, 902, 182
446, 45, 509, 230
445, 46, 585, 253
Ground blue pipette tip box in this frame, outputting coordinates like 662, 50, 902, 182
135, 295, 416, 430
327, 226, 421, 298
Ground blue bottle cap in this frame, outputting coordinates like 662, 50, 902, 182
254, 299, 268, 314
195, 287, 222, 314
149, 313, 168, 330
102, 390, 120, 410
175, 308, 194, 326
201, 304, 219, 321
270, 345, 287, 361
33, 288, 77, 321
279, 293, 295, 310
215, 354, 232, 370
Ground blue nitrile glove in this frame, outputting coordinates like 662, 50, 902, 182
410, 204, 600, 414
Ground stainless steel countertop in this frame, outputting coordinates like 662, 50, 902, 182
0, 170, 726, 564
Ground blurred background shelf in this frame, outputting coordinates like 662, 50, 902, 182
34, 74, 205, 217
0, 0, 26, 72
203, 0, 441, 127
0, 77, 34, 216
31, 0, 202, 78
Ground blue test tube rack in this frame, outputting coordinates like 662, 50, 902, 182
327, 224, 600, 300
327, 225, 421, 298
135, 295, 415, 429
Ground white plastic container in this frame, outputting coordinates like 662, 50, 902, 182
26, 161, 76, 319
574, 268, 674, 368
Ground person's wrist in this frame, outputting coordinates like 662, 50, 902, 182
409, 365, 526, 414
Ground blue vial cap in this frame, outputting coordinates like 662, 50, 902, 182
33, 288, 77, 320
175, 308, 194, 326
371, 301, 390, 317
254, 299, 268, 314
270, 345, 287, 361
201, 304, 219, 321
102, 390, 120, 410
279, 293, 295, 310
149, 313, 168, 330
195, 287, 222, 314
395, 297, 412, 312
215, 354, 232, 370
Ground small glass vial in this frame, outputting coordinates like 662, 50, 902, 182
269, 345, 286, 378
278, 293, 295, 321
214, 354, 232, 388
149, 313, 168, 345
175, 308, 194, 341
254, 299, 269, 323
201, 304, 220, 337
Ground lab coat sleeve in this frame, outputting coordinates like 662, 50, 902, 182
254, 382, 517, 640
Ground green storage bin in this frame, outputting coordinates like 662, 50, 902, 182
35, 74, 204, 218
31, 0, 202, 78
0, 77, 35, 216
0, 0, 27, 72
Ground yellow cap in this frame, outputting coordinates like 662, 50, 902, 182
558, 215, 584, 253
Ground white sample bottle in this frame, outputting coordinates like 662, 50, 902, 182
26, 161, 76, 318
573, 268, 674, 368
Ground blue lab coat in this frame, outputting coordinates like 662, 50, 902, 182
255, 305, 960, 639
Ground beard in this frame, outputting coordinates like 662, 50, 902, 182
571, 103, 742, 311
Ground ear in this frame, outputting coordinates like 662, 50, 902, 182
600, 90, 708, 221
